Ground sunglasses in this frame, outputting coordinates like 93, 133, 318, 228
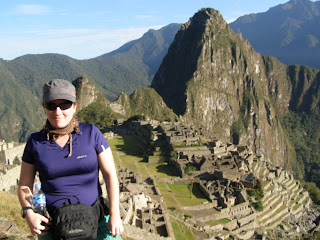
44, 101, 73, 111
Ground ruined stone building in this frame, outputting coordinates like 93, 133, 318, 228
0, 141, 25, 192
117, 166, 173, 239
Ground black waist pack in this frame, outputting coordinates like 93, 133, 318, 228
49, 196, 107, 240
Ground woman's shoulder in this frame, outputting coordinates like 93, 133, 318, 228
28, 129, 46, 141
78, 122, 101, 134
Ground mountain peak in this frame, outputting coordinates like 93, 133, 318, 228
281, 0, 319, 14
151, 6, 293, 166
152, 8, 237, 115
72, 76, 109, 111
182, 8, 226, 31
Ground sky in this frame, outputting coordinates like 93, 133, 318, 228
0, 0, 312, 60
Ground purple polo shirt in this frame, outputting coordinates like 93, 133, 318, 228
22, 123, 110, 212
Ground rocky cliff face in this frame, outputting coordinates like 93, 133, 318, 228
72, 76, 109, 111
152, 8, 304, 167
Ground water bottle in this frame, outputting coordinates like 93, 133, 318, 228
32, 184, 49, 218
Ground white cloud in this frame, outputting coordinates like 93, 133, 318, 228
12, 4, 51, 15
0, 25, 164, 60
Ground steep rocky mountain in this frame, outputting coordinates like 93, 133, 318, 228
73, 76, 109, 112
111, 88, 178, 122
230, 0, 320, 70
0, 24, 180, 142
151, 8, 320, 176
75, 77, 178, 130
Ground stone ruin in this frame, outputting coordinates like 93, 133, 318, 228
0, 141, 25, 192
141, 120, 315, 239
116, 166, 174, 239
1, 119, 318, 240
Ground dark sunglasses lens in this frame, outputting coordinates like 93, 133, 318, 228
45, 101, 73, 111
45, 102, 57, 111
59, 101, 73, 110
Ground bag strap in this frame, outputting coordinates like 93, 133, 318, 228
62, 195, 81, 206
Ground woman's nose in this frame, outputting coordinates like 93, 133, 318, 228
54, 107, 63, 114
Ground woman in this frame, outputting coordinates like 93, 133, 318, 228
18, 79, 123, 239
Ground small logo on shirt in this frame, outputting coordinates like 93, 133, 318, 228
77, 155, 87, 159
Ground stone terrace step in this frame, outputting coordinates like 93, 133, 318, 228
262, 204, 289, 226
280, 178, 291, 186
283, 178, 295, 188
291, 203, 304, 215
259, 196, 284, 222
235, 229, 255, 240
287, 181, 299, 192
252, 160, 260, 175
262, 193, 282, 213
264, 209, 290, 229
297, 191, 309, 205
263, 181, 273, 192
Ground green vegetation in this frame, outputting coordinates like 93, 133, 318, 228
281, 109, 320, 201
206, 218, 231, 226
120, 87, 179, 122
77, 102, 124, 130
170, 217, 197, 240
230, 88, 257, 145
0, 24, 181, 142
303, 182, 320, 205
147, 162, 177, 178
167, 183, 208, 206
108, 135, 142, 156
303, 230, 320, 240
184, 165, 197, 176
247, 180, 264, 211
230, 119, 244, 145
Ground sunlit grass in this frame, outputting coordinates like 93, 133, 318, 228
120, 155, 142, 173
168, 183, 208, 206
145, 162, 177, 179
156, 181, 180, 210
108, 135, 142, 156
0, 192, 35, 239
136, 161, 150, 178
170, 217, 197, 240
206, 218, 231, 226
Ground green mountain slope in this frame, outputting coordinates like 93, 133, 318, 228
0, 24, 180, 142
76, 79, 178, 131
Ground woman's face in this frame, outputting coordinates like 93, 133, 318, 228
43, 99, 77, 129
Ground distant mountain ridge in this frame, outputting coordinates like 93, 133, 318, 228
2, 0, 320, 143
230, 0, 320, 70
0, 24, 181, 142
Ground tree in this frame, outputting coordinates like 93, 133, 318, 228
185, 165, 196, 198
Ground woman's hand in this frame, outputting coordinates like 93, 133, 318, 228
107, 213, 124, 238
25, 210, 50, 236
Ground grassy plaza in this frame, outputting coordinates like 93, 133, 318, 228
107, 134, 210, 239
